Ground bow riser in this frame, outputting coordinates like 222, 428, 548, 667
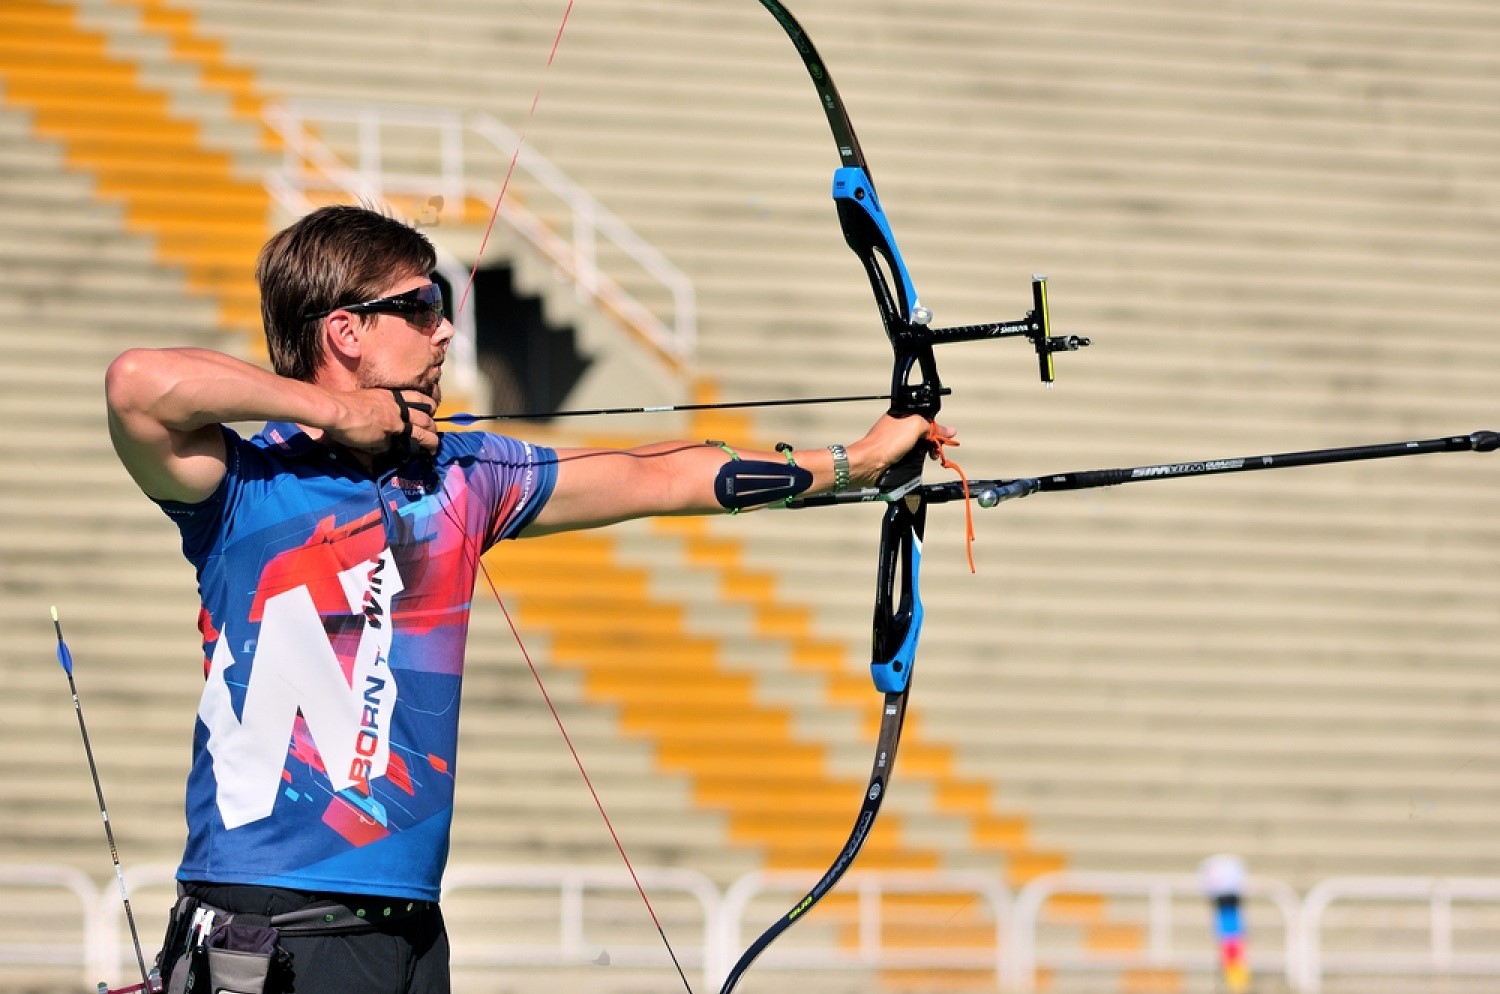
872, 496, 925, 695
833, 166, 925, 332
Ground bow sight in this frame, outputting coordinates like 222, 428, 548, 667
828, 155, 1092, 419
916, 275, 1092, 388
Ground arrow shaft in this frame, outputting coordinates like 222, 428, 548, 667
437, 391, 943, 425
53, 611, 158, 992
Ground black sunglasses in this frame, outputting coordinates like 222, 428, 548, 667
304, 283, 448, 332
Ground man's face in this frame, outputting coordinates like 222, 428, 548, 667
353, 274, 454, 406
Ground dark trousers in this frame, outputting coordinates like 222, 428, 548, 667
163, 882, 451, 994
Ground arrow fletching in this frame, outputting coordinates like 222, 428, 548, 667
51, 605, 73, 676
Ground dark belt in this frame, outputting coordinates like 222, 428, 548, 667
269, 898, 436, 933
179, 882, 437, 935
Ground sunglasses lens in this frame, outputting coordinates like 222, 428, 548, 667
386, 284, 445, 331
417, 284, 446, 330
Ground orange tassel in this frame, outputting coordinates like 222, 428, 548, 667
925, 423, 975, 572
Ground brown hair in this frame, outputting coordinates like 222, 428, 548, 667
256, 204, 438, 381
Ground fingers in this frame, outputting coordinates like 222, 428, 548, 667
873, 411, 954, 456
394, 388, 435, 418
323, 387, 439, 458
390, 388, 440, 457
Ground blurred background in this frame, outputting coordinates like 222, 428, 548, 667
1, 1, 1498, 992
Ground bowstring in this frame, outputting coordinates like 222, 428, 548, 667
430, 469, 696, 993
447, 6, 694, 989
456, 0, 576, 317
475, 558, 697, 994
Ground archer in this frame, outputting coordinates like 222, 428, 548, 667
103, 203, 946, 994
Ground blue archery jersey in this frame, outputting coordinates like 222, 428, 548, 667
154, 423, 557, 901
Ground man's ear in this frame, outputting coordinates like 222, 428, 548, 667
322, 310, 365, 363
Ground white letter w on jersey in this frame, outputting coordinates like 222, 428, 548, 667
199, 549, 403, 829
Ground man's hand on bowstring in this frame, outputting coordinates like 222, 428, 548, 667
325, 387, 440, 458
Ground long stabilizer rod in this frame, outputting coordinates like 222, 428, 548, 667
789, 430, 1498, 508
940, 429, 1500, 507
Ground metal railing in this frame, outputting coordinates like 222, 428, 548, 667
15, 863, 1500, 991
0, 864, 102, 982
1007, 869, 1302, 992
717, 869, 1012, 988
263, 99, 697, 382
1300, 876, 1500, 992
442, 864, 721, 991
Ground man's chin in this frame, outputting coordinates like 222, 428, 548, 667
396, 374, 442, 408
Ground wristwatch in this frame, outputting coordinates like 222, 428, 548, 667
827, 443, 851, 492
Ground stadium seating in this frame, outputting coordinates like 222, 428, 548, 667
2, 0, 1498, 991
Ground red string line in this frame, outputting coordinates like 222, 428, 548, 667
451, 8, 691, 986
476, 557, 696, 994
926, 422, 976, 572
456, 0, 577, 317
